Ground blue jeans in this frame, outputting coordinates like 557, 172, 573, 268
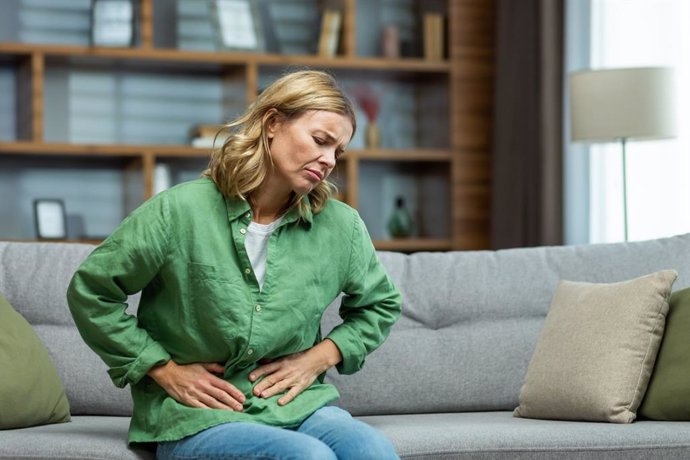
156, 406, 399, 460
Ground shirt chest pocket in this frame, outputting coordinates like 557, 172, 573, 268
187, 262, 246, 331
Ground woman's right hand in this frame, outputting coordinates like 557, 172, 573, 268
147, 361, 245, 411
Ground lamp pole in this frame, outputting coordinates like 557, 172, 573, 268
621, 137, 629, 242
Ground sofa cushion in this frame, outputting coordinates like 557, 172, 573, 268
513, 270, 676, 423
362, 411, 690, 460
0, 416, 153, 460
639, 287, 690, 420
0, 291, 70, 429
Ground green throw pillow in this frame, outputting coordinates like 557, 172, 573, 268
640, 287, 690, 420
0, 292, 70, 429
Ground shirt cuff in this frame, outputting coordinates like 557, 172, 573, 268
114, 341, 171, 387
325, 325, 365, 375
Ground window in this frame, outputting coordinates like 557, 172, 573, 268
586, 0, 690, 242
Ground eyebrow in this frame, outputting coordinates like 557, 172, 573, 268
315, 130, 347, 152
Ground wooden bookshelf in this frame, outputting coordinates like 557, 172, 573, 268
0, 0, 495, 252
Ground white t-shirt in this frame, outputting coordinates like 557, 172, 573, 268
244, 216, 284, 290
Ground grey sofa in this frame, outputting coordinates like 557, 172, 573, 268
2, 234, 690, 459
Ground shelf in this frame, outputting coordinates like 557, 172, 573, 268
373, 238, 453, 252
0, 142, 451, 162
0, 0, 496, 251
2, 237, 452, 252
0, 142, 212, 157
0, 43, 450, 73
351, 149, 452, 161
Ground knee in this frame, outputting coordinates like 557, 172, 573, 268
342, 434, 399, 460
363, 436, 399, 460
294, 438, 338, 460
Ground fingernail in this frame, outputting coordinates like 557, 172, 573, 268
248, 374, 255, 381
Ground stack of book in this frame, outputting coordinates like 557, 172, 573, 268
189, 124, 228, 148
317, 9, 342, 58
423, 13, 445, 61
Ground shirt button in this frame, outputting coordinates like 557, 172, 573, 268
247, 348, 254, 355
240, 228, 247, 235
255, 304, 262, 312
245, 212, 251, 218
244, 268, 251, 275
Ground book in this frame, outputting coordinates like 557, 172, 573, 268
317, 9, 342, 57
423, 13, 444, 60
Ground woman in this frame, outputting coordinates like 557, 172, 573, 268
67, 70, 402, 459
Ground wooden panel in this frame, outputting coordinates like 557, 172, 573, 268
31, 53, 44, 142
143, 152, 155, 199
140, 0, 154, 48
343, 0, 357, 57
346, 154, 359, 208
449, 0, 495, 250
16, 56, 32, 141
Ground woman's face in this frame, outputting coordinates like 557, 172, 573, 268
266, 109, 353, 197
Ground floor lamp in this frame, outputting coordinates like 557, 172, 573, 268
569, 67, 676, 241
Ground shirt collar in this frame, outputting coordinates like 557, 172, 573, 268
224, 195, 313, 228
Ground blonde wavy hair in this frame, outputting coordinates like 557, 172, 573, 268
203, 70, 356, 217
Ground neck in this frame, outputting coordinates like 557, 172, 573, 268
250, 188, 293, 224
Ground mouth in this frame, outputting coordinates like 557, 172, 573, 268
305, 168, 324, 182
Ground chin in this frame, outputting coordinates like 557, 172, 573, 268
293, 181, 318, 196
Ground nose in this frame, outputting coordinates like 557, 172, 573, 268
319, 148, 337, 169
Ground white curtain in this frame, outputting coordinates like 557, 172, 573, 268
586, 0, 690, 243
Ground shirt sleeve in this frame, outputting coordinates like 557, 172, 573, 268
325, 210, 402, 375
66, 192, 172, 388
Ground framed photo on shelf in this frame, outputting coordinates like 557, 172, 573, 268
33, 199, 67, 240
90, 0, 134, 47
213, 0, 262, 51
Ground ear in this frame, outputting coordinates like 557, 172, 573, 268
263, 108, 282, 139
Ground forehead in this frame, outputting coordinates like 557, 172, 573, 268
292, 110, 353, 139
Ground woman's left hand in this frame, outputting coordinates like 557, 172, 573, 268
248, 339, 342, 406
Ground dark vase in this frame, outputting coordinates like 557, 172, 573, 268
387, 197, 414, 238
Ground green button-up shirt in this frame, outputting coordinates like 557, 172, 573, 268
66, 178, 402, 444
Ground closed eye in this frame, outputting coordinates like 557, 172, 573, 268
313, 136, 326, 146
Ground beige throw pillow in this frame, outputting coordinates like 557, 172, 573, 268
514, 270, 677, 423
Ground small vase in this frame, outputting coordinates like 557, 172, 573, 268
365, 122, 380, 149
387, 197, 414, 238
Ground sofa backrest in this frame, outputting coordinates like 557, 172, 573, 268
322, 233, 690, 415
0, 242, 133, 416
1, 234, 690, 417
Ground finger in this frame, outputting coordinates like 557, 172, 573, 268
196, 390, 237, 411
193, 380, 243, 411
257, 376, 292, 398
210, 378, 246, 404
278, 385, 303, 406
184, 393, 210, 409
249, 361, 282, 382
202, 362, 225, 374
253, 372, 287, 397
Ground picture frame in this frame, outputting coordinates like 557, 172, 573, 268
213, 0, 263, 51
91, 0, 135, 48
33, 199, 67, 240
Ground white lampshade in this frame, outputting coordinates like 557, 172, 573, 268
570, 67, 676, 142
